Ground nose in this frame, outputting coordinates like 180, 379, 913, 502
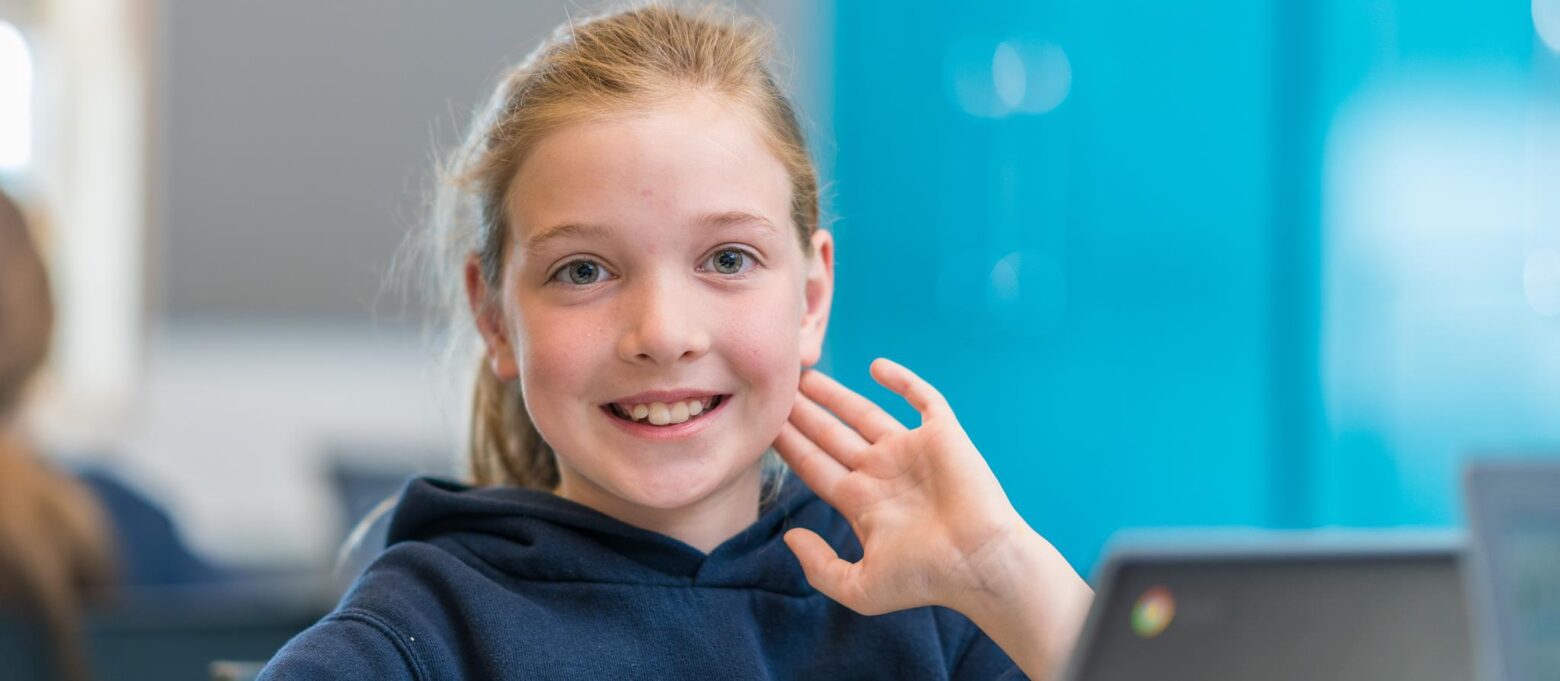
616, 271, 712, 367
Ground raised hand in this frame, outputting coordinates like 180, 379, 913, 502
772, 358, 1091, 679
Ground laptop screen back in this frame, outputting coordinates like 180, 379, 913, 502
1064, 550, 1471, 681
1465, 462, 1560, 681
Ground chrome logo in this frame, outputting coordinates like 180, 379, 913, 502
1131, 586, 1175, 639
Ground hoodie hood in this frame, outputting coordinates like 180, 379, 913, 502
263, 472, 1024, 680
383, 472, 858, 596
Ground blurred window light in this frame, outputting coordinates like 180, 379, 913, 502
1013, 42, 1071, 115
947, 37, 1011, 118
1321, 81, 1558, 524
993, 42, 1027, 111
986, 249, 1067, 335
946, 37, 1071, 119
0, 20, 32, 173
1537, 0, 1560, 53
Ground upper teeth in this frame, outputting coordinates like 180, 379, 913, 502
617, 397, 715, 426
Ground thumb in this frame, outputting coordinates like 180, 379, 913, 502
783, 528, 868, 613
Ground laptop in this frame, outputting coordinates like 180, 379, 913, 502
1464, 460, 1560, 681
1053, 536, 1472, 681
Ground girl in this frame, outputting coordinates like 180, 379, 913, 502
260, 4, 1091, 679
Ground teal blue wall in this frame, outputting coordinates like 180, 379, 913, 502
826, 0, 1558, 575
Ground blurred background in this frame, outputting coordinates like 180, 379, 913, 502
0, 0, 1556, 586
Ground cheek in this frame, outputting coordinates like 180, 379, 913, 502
719, 289, 804, 419
510, 305, 606, 406
727, 314, 796, 373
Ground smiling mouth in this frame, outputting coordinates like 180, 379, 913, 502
603, 395, 729, 427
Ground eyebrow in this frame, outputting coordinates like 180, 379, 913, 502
696, 210, 779, 235
523, 222, 612, 257
523, 211, 779, 256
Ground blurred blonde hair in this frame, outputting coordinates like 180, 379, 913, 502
423, 2, 819, 492
0, 193, 53, 419
0, 191, 115, 681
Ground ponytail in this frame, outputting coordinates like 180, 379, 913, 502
468, 361, 557, 489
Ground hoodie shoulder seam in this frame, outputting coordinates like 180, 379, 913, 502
330, 607, 430, 681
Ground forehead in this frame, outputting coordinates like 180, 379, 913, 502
507, 96, 793, 251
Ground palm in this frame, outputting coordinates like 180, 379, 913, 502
773, 358, 1026, 616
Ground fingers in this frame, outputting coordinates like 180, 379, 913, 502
783, 528, 868, 613
788, 392, 872, 469
868, 357, 951, 425
798, 369, 908, 443
772, 420, 849, 499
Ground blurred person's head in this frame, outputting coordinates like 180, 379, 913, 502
428, 4, 831, 537
0, 188, 113, 681
0, 190, 54, 420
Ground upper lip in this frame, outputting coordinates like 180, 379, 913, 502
605, 389, 727, 405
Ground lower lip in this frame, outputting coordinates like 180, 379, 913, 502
599, 396, 730, 440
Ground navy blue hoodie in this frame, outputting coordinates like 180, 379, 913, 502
259, 474, 1025, 680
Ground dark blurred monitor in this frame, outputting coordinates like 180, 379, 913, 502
1464, 460, 1560, 681
1055, 541, 1472, 681
0, 578, 331, 681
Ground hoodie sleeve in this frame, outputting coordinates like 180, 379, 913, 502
951, 630, 1030, 681
257, 608, 423, 681
934, 606, 1029, 681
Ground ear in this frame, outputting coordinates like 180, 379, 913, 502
797, 229, 835, 368
464, 254, 519, 381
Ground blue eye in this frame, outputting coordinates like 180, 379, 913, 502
705, 248, 757, 276
551, 259, 609, 286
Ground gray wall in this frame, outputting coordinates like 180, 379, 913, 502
156, 0, 828, 322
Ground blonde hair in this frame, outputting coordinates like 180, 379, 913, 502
425, 3, 820, 490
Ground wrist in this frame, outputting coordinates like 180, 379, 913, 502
954, 522, 1060, 615
953, 524, 1094, 677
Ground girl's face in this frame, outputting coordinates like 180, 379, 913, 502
469, 94, 833, 523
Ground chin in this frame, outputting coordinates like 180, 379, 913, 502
604, 453, 761, 512
611, 465, 730, 511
